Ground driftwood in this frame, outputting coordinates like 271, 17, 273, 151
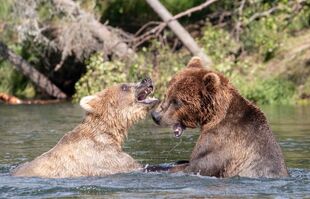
145, 0, 214, 68
0, 41, 67, 99
0, 92, 64, 105
169, 0, 218, 23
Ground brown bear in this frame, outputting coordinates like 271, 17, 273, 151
12, 78, 158, 178
151, 57, 289, 178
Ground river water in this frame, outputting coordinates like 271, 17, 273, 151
0, 104, 309, 198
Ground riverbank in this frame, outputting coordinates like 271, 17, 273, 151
1, 0, 309, 105
72, 29, 310, 105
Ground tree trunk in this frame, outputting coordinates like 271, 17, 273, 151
146, 0, 212, 68
0, 41, 67, 99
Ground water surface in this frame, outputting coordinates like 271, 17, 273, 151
0, 104, 309, 198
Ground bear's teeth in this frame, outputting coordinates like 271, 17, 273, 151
172, 124, 185, 138
142, 97, 158, 104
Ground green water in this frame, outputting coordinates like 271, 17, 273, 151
0, 103, 309, 198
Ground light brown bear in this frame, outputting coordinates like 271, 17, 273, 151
151, 57, 289, 178
12, 78, 158, 178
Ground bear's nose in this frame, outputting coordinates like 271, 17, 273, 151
151, 111, 161, 125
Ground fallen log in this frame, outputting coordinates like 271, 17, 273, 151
0, 41, 67, 99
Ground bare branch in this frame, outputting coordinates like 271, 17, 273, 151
246, 6, 279, 25
170, 0, 218, 22
134, 21, 162, 37
135, 0, 219, 39
234, 0, 246, 41
132, 0, 217, 65
238, 0, 246, 17
146, 0, 214, 67
133, 23, 166, 49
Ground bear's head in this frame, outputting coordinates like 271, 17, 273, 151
151, 57, 234, 137
80, 78, 158, 128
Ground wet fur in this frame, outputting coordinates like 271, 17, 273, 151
155, 57, 289, 178
12, 84, 152, 178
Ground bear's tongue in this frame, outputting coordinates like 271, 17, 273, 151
173, 124, 185, 138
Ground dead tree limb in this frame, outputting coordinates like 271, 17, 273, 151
0, 41, 67, 99
51, 0, 135, 71
234, 0, 246, 41
134, 21, 162, 37
169, 0, 218, 22
134, 0, 218, 49
146, 0, 214, 68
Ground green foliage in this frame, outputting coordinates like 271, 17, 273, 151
74, 38, 297, 105
74, 53, 128, 98
201, 25, 238, 65
140, 43, 189, 98
0, 61, 13, 93
197, 1, 307, 104
200, 24, 240, 75
100, 0, 208, 31
1, 0, 308, 105
287, 5, 310, 33
232, 75, 296, 105
0, 0, 12, 20
199, 21, 297, 104
242, 16, 285, 61
74, 42, 190, 101
0, 61, 35, 98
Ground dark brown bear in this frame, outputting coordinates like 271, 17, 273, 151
151, 57, 289, 178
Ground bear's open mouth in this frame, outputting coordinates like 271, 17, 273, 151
137, 85, 153, 101
136, 83, 158, 105
173, 123, 186, 138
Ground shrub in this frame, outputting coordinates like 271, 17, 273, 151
73, 43, 191, 101
200, 24, 238, 65
231, 75, 296, 105
242, 16, 285, 61
0, 60, 35, 98
286, 4, 310, 33
74, 53, 128, 98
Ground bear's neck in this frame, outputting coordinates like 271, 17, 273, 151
201, 92, 267, 132
67, 116, 129, 149
206, 92, 267, 131
227, 93, 267, 122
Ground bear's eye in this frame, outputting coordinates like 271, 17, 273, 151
121, 84, 130, 92
171, 99, 182, 108
141, 78, 148, 84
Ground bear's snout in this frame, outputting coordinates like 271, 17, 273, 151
151, 111, 161, 125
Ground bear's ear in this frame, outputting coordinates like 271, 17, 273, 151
203, 72, 220, 90
186, 56, 203, 68
80, 95, 98, 113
